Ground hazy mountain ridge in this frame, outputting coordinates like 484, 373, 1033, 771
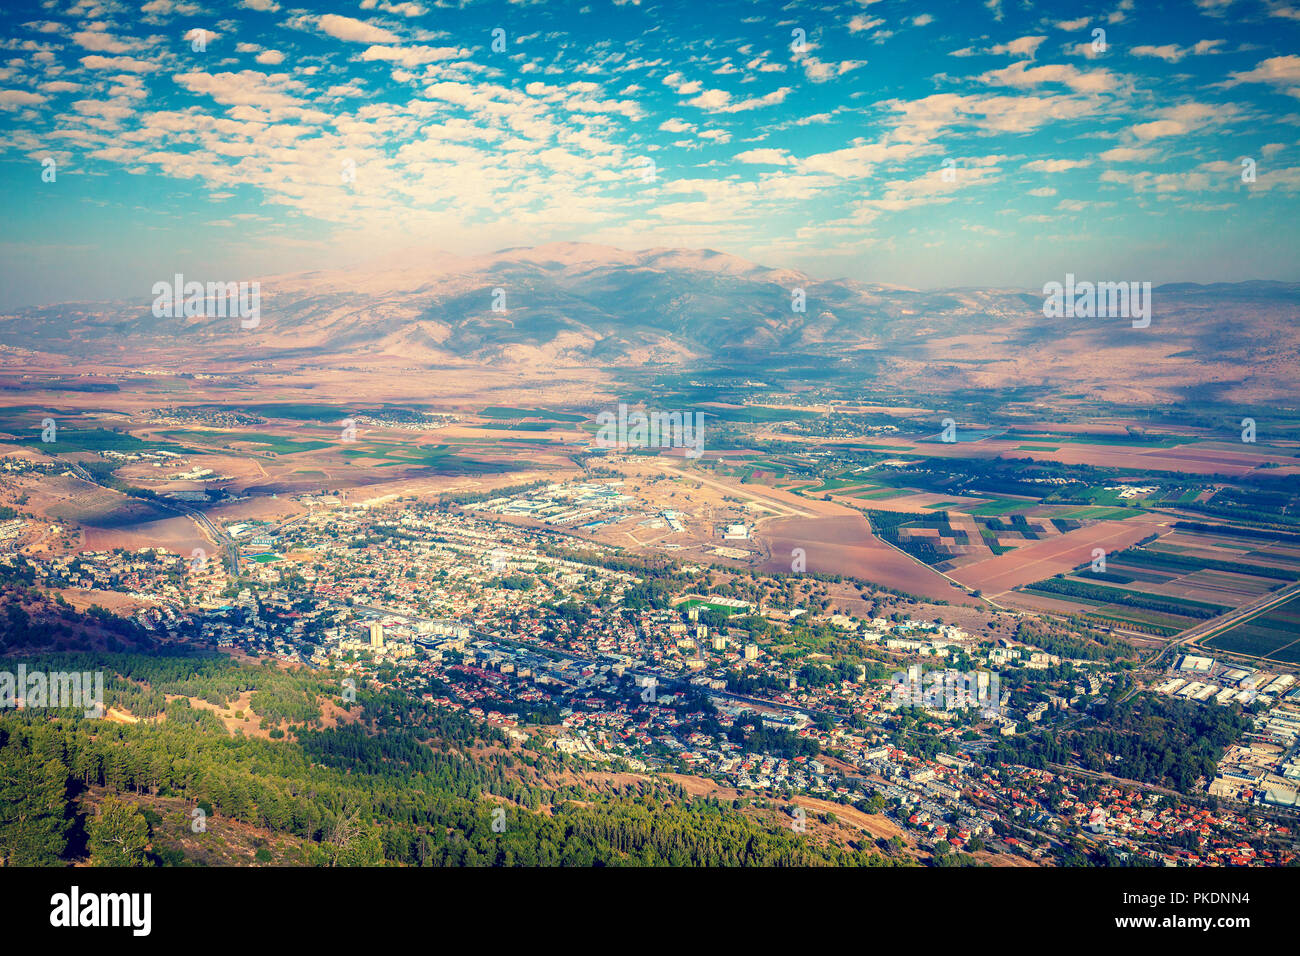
1, 243, 1297, 403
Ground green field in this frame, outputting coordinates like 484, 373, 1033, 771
697, 405, 820, 423
1061, 506, 1144, 520
478, 422, 559, 432
157, 428, 332, 455
677, 598, 745, 616
480, 407, 585, 422
967, 499, 1033, 516
1009, 431, 1192, 449
238, 433, 335, 454
800, 476, 869, 492
337, 442, 518, 474
1077, 486, 1152, 506
238, 403, 346, 421
1204, 593, 1300, 660
853, 488, 910, 500
16, 427, 185, 454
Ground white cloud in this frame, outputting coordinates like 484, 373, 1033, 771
316, 15, 400, 45
1227, 54, 1300, 96
1128, 102, 1238, 141
686, 86, 791, 113
73, 98, 134, 121
1132, 40, 1222, 63
1099, 168, 1215, 193
848, 15, 883, 33
172, 70, 304, 109
994, 35, 1047, 58
184, 28, 219, 46
1099, 146, 1157, 161
800, 57, 866, 83
80, 55, 160, 73
658, 118, 693, 133
734, 148, 791, 164
1025, 158, 1092, 172
979, 61, 1115, 93
796, 139, 929, 179
0, 89, 47, 109
360, 44, 470, 68
71, 30, 139, 54
952, 36, 1045, 59
884, 91, 1102, 140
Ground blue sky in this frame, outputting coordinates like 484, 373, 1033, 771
1, 0, 1298, 308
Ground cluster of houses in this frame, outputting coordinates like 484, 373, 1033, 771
7, 480, 1299, 865
979, 767, 1296, 866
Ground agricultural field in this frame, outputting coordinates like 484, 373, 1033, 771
1012, 527, 1300, 637
1204, 593, 1300, 663
155, 428, 333, 456
755, 513, 973, 604
965, 498, 1037, 517
866, 506, 1132, 576
479, 406, 587, 422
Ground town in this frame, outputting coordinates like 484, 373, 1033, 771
6, 473, 1296, 868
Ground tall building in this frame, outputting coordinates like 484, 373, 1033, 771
369, 621, 385, 650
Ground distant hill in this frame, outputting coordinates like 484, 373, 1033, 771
1, 241, 1297, 404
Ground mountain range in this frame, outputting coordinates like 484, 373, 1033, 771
2, 242, 1297, 405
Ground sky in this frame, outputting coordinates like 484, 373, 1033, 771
1, 0, 1299, 308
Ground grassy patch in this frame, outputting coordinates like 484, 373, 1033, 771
480, 407, 585, 422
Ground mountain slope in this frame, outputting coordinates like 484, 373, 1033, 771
1, 243, 1297, 404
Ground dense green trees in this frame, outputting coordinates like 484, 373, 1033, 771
0, 743, 71, 865
88, 796, 149, 867
0, 652, 900, 867
992, 694, 1253, 792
